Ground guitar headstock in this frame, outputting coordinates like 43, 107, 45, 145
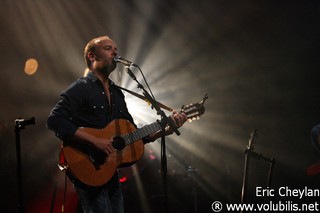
181, 94, 208, 122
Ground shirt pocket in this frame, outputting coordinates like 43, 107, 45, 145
85, 94, 109, 122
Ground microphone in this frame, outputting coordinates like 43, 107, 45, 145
114, 56, 137, 67
15, 117, 35, 127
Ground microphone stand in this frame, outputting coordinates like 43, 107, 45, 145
14, 117, 35, 213
241, 129, 275, 210
125, 66, 180, 212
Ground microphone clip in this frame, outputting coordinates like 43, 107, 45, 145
15, 117, 35, 129
114, 56, 138, 67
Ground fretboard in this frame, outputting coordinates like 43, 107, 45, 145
121, 122, 162, 145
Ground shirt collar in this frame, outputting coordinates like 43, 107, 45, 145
85, 71, 114, 86
86, 71, 98, 82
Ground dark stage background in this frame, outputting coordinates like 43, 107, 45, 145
1, 1, 320, 212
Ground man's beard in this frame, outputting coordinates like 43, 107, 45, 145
99, 62, 117, 76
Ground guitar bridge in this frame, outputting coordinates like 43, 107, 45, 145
88, 153, 105, 170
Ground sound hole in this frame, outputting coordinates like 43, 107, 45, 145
112, 136, 126, 150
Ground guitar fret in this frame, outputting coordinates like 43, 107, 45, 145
123, 135, 130, 145
121, 122, 162, 145
127, 133, 134, 145
133, 133, 139, 141
137, 132, 143, 140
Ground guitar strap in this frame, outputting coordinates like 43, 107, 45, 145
114, 85, 173, 112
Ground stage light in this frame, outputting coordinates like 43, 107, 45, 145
24, 58, 38, 75
119, 176, 128, 183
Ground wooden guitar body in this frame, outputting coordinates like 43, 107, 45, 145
62, 119, 144, 186
59, 94, 208, 186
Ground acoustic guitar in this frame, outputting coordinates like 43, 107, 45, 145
59, 94, 207, 186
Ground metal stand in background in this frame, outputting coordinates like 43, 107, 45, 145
187, 163, 198, 213
14, 117, 35, 213
125, 66, 180, 213
240, 129, 275, 207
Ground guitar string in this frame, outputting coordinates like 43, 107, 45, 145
121, 122, 162, 145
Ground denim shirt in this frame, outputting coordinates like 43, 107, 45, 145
47, 71, 135, 141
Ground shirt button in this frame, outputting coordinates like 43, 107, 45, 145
101, 106, 104, 109
102, 92, 105, 94
93, 105, 96, 109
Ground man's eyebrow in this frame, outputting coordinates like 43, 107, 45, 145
102, 44, 117, 50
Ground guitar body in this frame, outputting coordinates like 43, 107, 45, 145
62, 119, 144, 187
59, 94, 208, 187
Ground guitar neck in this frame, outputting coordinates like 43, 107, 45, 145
118, 94, 208, 146
122, 122, 162, 145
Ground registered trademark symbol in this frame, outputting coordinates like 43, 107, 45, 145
211, 201, 223, 212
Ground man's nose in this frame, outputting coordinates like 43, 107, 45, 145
112, 48, 118, 55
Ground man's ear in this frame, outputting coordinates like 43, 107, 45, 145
88, 51, 95, 61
